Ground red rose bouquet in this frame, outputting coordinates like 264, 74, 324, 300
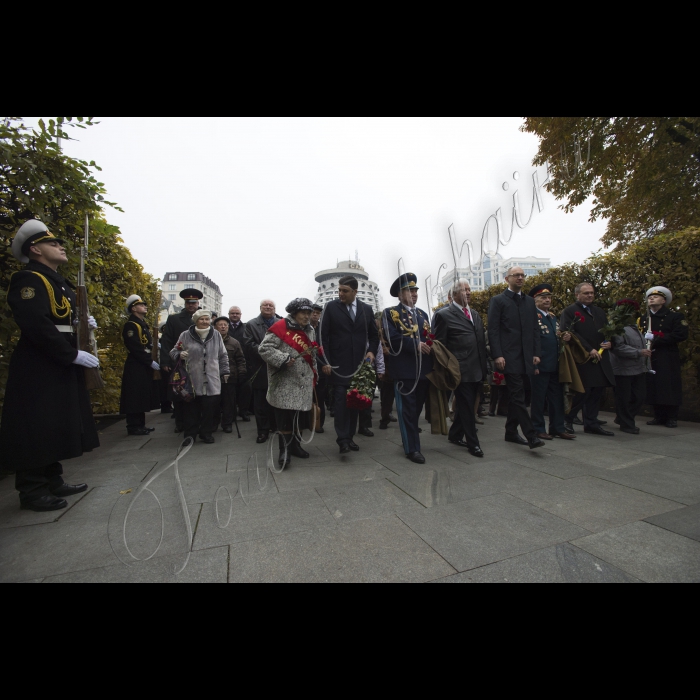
347, 361, 376, 411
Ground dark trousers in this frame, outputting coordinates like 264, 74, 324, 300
126, 413, 146, 429
159, 370, 172, 412
334, 384, 358, 445
449, 381, 481, 449
380, 379, 396, 425
359, 407, 373, 431
221, 382, 237, 428
173, 400, 185, 429
490, 385, 510, 416
395, 378, 429, 455
183, 395, 221, 439
531, 371, 567, 435
504, 373, 537, 440
16, 462, 64, 502
236, 381, 252, 417
316, 377, 329, 428
613, 374, 646, 430
574, 386, 605, 430
653, 405, 680, 423
253, 388, 275, 434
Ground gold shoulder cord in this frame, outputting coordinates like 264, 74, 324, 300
390, 309, 419, 337
130, 322, 149, 346
9, 271, 72, 320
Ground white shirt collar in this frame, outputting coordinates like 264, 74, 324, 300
453, 301, 471, 313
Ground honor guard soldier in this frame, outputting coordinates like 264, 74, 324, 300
643, 286, 689, 429
0, 221, 100, 512
120, 295, 161, 436
384, 273, 434, 464
160, 288, 203, 433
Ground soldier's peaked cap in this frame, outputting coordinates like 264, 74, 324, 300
390, 273, 419, 298
180, 288, 204, 301
529, 283, 554, 299
12, 220, 65, 264
125, 295, 146, 314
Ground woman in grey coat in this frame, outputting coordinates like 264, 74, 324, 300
259, 299, 319, 468
170, 310, 230, 444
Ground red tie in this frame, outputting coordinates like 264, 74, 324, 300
464, 308, 472, 322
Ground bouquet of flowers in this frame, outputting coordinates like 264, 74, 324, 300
422, 329, 437, 347
347, 360, 376, 411
598, 299, 640, 356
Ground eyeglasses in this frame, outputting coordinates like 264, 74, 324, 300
509, 274, 527, 279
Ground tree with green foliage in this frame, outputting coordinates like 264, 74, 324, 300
0, 117, 160, 415
522, 117, 700, 247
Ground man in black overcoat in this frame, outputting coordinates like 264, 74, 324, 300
560, 283, 615, 436
311, 304, 329, 433
244, 299, 283, 443
0, 221, 100, 512
488, 266, 545, 449
642, 286, 689, 429
120, 295, 160, 436
228, 305, 252, 423
433, 278, 487, 458
321, 276, 379, 454
160, 288, 203, 433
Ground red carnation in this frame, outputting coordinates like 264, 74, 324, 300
493, 372, 505, 386
652, 331, 665, 338
574, 312, 586, 324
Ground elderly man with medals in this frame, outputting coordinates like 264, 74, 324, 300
120, 295, 161, 436
0, 221, 100, 512
384, 274, 434, 464
642, 286, 689, 429
528, 284, 577, 442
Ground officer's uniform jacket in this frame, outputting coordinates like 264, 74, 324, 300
384, 304, 434, 379
120, 314, 159, 415
0, 261, 100, 470
536, 309, 561, 374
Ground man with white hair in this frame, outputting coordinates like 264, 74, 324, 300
244, 300, 283, 443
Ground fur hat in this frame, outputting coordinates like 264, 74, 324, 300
286, 298, 315, 315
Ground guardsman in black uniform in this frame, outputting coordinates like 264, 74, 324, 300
0, 221, 100, 512
160, 288, 203, 432
642, 286, 689, 429
529, 284, 576, 442
120, 295, 161, 436
384, 274, 434, 464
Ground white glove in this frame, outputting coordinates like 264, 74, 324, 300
645, 333, 655, 341
88, 316, 98, 330
180, 351, 189, 360
151, 361, 160, 371
223, 375, 230, 384
73, 351, 100, 369
158, 343, 162, 349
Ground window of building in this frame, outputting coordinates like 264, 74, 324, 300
169, 284, 176, 291
169, 294, 176, 301
188, 274, 196, 281
169, 274, 177, 281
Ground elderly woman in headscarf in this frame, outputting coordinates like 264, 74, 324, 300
258, 299, 319, 468
170, 310, 230, 445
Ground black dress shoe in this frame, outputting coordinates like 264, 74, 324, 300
240, 415, 251, 423
564, 423, 576, 435
316, 428, 325, 434
199, 435, 216, 444
621, 427, 640, 435
128, 428, 151, 436
573, 418, 584, 426
223, 426, 233, 434
145, 427, 156, 433
50, 483, 88, 498
329, 412, 336, 418
359, 429, 374, 438
389, 415, 398, 423
584, 427, 615, 437
21, 496, 68, 512
407, 452, 426, 464
488, 412, 496, 418
379, 423, 389, 430
505, 434, 529, 446
647, 419, 662, 426
175, 424, 184, 433
597, 421, 608, 426
256, 433, 269, 444
289, 440, 310, 459
614, 418, 621, 426
469, 447, 485, 458
348, 441, 360, 452
666, 421, 678, 429
339, 443, 351, 455
449, 440, 469, 449
528, 437, 546, 450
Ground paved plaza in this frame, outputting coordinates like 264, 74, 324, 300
1, 404, 700, 584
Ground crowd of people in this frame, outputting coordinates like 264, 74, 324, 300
0, 219, 690, 513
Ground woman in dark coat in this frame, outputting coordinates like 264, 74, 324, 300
120, 295, 160, 436
643, 287, 689, 428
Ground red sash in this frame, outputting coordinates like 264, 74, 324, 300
269, 320, 318, 382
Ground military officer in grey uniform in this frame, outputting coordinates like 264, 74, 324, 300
0, 221, 100, 512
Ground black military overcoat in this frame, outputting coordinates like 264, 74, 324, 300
0, 262, 100, 470
120, 315, 160, 415
643, 308, 688, 406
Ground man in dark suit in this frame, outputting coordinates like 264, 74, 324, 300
244, 300, 283, 443
321, 276, 379, 454
228, 306, 251, 422
560, 283, 615, 436
488, 267, 545, 450
384, 274, 434, 464
433, 278, 486, 458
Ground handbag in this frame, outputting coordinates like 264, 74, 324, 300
170, 359, 196, 403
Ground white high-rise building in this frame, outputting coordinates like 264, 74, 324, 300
439, 252, 552, 301
161, 272, 223, 318
315, 259, 384, 313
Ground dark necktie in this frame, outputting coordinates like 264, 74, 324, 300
348, 305, 356, 322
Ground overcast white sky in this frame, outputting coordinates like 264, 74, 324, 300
41, 117, 608, 318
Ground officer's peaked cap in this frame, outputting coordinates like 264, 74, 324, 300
12, 220, 65, 264
529, 284, 554, 299
181, 288, 204, 302
126, 295, 146, 314
646, 286, 672, 305
390, 273, 419, 298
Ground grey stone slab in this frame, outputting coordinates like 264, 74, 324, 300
228, 516, 455, 583
227, 445, 330, 471
69, 462, 159, 490
398, 493, 588, 573
511, 476, 683, 533
573, 521, 700, 583
193, 489, 337, 549
632, 437, 700, 460
433, 544, 642, 583
272, 462, 394, 493
388, 462, 562, 509
371, 450, 466, 475
316, 479, 424, 523
592, 462, 700, 506
507, 451, 593, 480
43, 546, 229, 584
645, 504, 700, 542
106, 437, 153, 454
